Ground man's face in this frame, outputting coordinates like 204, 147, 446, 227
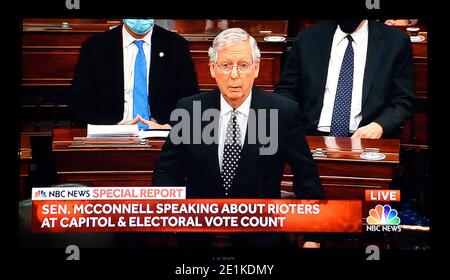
210, 41, 260, 107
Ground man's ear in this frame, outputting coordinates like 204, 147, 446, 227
253, 60, 260, 79
209, 62, 216, 79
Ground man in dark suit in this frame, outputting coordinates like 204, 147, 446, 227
276, 20, 415, 139
152, 28, 325, 248
71, 19, 199, 128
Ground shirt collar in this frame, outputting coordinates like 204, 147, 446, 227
334, 20, 368, 48
122, 24, 153, 48
220, 90, 252, 117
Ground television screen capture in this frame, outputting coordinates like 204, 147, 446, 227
14, 0, 433, 272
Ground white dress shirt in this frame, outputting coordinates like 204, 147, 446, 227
218, 92, 252, 171
119, 25, 153, 124
318, 20, 368, 133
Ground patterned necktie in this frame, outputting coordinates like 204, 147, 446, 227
330, 35, 354, 137
133, 40, 150, 130
221, 109, 242, 196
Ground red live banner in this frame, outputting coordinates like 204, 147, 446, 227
32, 199, 362, 233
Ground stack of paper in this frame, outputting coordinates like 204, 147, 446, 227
87, 124, 139, 139
138, 129, 170, 139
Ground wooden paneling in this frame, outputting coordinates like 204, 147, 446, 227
22, 19, 287, 91
19, 134, 32, 199
406, 32, 428, 146
22, 51, 80, 86
414, 59, 428, 96
21, 19, 428, 147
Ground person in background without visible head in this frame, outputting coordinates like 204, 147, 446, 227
276, 20, 415, 139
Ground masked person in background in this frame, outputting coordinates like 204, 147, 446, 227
71, 18, 199, 130
276, 20, 415, 139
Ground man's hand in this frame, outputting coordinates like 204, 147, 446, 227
137, 115, 171, 129
120, 115, 171, 129
120, 115, 140, 125
352, 122, 383, 139
303, 241, 321, 248
384, 19, 410, 26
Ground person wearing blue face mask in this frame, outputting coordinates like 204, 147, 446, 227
123, 19, 154, 35
71, 18, 199, 129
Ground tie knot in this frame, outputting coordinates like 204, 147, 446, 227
134, 40, 145, 50
346, 35, 354, 43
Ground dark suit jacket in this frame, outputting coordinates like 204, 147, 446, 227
276, 20, 415, 137
70, 24, 199, 126
153, 87, 325, 199
152, 87, 325, 247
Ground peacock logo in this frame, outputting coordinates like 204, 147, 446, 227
33, 190, 47, 199
366, 204, 400, 225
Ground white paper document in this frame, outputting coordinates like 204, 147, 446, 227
138, 129, 170, 139
87, 124, 139, 138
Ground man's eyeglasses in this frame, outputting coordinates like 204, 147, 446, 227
214, 62, 253, 74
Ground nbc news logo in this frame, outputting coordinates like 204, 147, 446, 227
33, 190, 47, 198
366, 204, 401, 232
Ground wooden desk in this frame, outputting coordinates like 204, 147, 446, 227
53, 129, 400, 202
282, 136, 400, 200
52, 128, 165, 186
19, 134, 32, 199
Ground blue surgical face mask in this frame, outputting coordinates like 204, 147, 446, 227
123, 19, 154, 35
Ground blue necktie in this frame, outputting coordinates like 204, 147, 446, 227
330, 35, 354, 137
133, 40, 150, 130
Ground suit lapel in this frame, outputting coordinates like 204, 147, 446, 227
315, 23, 337, 113
362, 20, 384, 107
231, 88, 262, 194
201, 89, 267, 194
149, 26, 165, 100
111, 26, 125, 115
201, 91, 221, 189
